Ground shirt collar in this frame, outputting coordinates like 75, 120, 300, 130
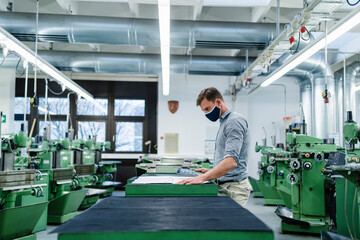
220, 110, 232, 122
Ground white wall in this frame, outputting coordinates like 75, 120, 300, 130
242, 77, 300, 178
157, 74, 233, 157
157, 74, 300, 179
0, 68, 16, 134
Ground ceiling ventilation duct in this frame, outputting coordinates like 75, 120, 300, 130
33, 51, 255, 76
0, 12, 280, 49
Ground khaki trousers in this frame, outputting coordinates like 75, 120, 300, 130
218, 178, 251, 207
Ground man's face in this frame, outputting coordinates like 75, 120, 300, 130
200, 98, 217, 113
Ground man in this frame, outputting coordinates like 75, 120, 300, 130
177, 87, 251, 207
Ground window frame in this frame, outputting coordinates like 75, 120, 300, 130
15, 78, 157, 153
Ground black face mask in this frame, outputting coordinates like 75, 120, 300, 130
205, 105, 221, 122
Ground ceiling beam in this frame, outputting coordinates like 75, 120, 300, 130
70, 0, 274, 7
251, 0, 275, 22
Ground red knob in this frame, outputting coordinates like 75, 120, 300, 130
289, 36, 295, 44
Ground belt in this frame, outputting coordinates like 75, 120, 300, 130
217, 177, 247, 185
217, 179, 236, 185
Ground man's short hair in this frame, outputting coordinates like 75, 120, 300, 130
196, 87, 224, 106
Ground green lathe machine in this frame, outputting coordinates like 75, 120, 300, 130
28, 126, 88, 224
275, 133, 337, 234
0, 121, 49, 240
74, 137, 121, 198
254, 143, 288, 206
69, 136, 106, 210
329, 111, 360, 239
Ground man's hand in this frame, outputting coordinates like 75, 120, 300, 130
176, 176, 206, 185
194, 168, 210, 173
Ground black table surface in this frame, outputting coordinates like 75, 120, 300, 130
52, 196, 272, 234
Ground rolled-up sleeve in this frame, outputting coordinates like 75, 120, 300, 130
223, 118, 248, 164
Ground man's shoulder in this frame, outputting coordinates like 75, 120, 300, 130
226, 111, 248, 128
228, 111, 247, 121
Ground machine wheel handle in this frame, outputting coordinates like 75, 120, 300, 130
92, 175, 99, 184
287, 173, 298, 184
35, 170, 42, 181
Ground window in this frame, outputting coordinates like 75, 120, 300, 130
12, 121, 28, 133
39, 121, 68, 139
115, 122, 143, 152
115, 99, 145, 116
77, 99, 108, 116
15, 79, 157, 153
14, 97, 30, 114
38, 98, 69, 115
77, 121, 106, 142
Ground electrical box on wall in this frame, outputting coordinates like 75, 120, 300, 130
164, 133, 179, 154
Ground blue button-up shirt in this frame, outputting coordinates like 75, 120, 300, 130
214, 110, 249, 182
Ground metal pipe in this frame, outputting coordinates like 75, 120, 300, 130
0, 11, 282, 49
246, 49, 249, 68
24, 63, 29, 137
36, 50, 255, 75
44, 79, 48, 124
276, 0, 280, 37
33, 0, 39, 98
270, 84, 286, 144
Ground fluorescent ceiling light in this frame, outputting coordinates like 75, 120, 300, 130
261, 6, 360, 88
0, 26, 93, 100
158, 0, 170, 96
38, 107, 56, 115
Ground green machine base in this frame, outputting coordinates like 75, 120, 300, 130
99, 187, 114, 198
79, 195, 99, 210
126, 183, 218, 197
248, 177, 263, 198
257, 181, 284, 206
58, 231, 273, 240
281, 221, 330, 234
0, 202, 48, 240
277, 190, 292, 209
48, 212, 78, 224
48, 189, 88, 224
253, 192, 264, 198
87, 181, 122, 198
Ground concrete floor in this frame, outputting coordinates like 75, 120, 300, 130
36, 191, 320, 240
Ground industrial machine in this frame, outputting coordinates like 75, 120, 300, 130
254, 143, 286, 206
79, 139, 121, 198
28, 128, 88, 224
329, 111, 360, 239
275, 133, 337, 234
0, 121, 49, 240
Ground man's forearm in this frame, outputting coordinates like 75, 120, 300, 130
200, 157, 237, 181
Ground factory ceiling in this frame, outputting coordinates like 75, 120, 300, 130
0, 0, 359, 78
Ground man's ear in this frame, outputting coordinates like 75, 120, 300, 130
215, 98, 222, 107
